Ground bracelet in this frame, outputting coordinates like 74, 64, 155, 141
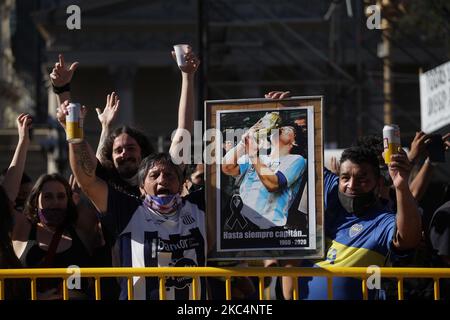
52, 83, 71, 94
67, 138, 84, 144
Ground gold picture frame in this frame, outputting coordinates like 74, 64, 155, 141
204, 96, 324, 260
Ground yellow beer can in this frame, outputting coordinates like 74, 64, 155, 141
383, 124, 400, 164
66, 103, 84, 143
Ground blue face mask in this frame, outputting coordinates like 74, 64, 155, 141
143, 194, 182, 214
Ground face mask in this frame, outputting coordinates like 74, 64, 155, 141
338, 188, 377, 216
38, 208, 67, 228
143, 194, 182, 214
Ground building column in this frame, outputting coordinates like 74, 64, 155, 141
237, 66, 263, 98
46, 83, 60, 174
109, 65, 136, 126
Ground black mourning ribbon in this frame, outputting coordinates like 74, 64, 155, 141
224, 194, 248, 231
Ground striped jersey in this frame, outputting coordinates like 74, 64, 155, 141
299, 169, 396, 300
101, 186, 206, 300
238, 154, 306, 229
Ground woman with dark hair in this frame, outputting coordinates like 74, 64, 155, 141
12, 173, 95, 299
0, 113, 32, 299
0, 186, 28, 299
22, 174, 78, 226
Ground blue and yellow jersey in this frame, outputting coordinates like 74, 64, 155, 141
299, 169, 396, 300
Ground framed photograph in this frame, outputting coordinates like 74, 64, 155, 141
205, 96, 324, 261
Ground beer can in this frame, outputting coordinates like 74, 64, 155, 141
66, 103, 84, 143
383, 124, 401, 164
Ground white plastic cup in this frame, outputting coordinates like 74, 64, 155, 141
173, 44, 190, 67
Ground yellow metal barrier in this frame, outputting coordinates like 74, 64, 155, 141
1, 267, 450, 300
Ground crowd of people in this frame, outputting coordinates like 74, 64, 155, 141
0, 46, 449, 300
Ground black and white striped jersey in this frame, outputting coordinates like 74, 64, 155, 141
101, 186, 206, 300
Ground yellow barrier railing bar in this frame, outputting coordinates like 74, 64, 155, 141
95, 277, 101, 300
0, 279, 4, 300
327, 277, 333, 300
127, 277, 133, 300
3, 267, 450, 278
192, 277, 199, 300
361, 278, 368, 300
258, 277, 264, 300
2, 267, 450, 300
30, 278, 37, 300
159, 277, 166, 300
434, 278, 440, 301
397, 278, 404, 300
292, 276, 299, 300
62, 278, 69, 300
225, 277, 232, 300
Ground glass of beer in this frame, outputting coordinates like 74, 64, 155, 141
66, 103, 84, 143
383, 124, 401, 164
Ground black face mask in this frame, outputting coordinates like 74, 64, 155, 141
338, 188, 378, 216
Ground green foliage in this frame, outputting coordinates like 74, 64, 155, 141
393, 0, 450, 48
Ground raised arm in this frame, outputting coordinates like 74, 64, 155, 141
251, 160, 280, 192
407, 131, 433, 201
169, 46, 200, 161
222, 141, 247, 177
246, 132, 281, 192
1, 114, 32, 202
222, 124, 262, 176
389, 148, 422, 250
49, 54, 79, 105
95, 92, 120, 160
57, 101, 108, 213
409, 159, 434, 201
444, 133, 450, 151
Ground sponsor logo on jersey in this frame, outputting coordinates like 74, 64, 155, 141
326, 248, 337, 264
166, 258, 198, 289
349, 223, 364, 238
182, 215, 196, 225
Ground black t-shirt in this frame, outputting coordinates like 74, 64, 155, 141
429, 200, 450, 257
95, 160, 140, 199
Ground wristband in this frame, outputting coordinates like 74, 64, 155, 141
67, 138, 84, 144
52, 83, 71, 94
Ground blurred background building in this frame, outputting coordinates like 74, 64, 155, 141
0, 0, 449, 188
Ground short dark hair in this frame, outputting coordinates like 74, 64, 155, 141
340, 146, 380, 177
137, 153, 184, 188
354, 134, 384, 167
100, 126, 154, 171
23, 174, 78, 226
